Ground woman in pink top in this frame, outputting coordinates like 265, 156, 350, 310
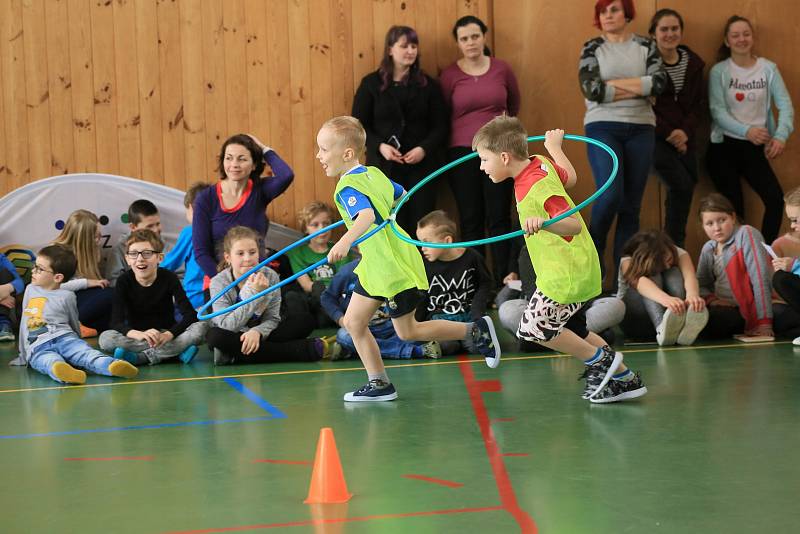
440, 15, 521, 287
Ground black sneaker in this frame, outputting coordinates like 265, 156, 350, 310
589, 372, 648, 404
214, 348, 234, 366
474, 316, 501, 368
343, 379, 398, 402
580, 348, 623, 400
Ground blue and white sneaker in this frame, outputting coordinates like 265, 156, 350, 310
474, 316, 501, 368
343, 379, 398, 402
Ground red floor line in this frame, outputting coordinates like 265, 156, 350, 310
402, 474, 464, 488
458, 356, 538, 534
251, 459, 311, 465
63, 456, 154, 461
165, 505, 504, 533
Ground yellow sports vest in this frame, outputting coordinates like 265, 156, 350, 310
517, 157, 601, 304
333, 166, 428, 297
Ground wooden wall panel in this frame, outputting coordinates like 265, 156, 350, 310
45, 0, 74, 177
3, 0, 797, 250
89, 0, 119, 174
113, 0, 142, 179
21, 0, 51, 182
2, 0, 30, 194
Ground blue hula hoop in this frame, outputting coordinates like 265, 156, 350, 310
389, 134, 618, 248
198, 133, 616, 320
196, 219, 389, 320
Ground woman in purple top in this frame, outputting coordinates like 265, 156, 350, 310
440, 15, 521, 286
192, 134, 294, 281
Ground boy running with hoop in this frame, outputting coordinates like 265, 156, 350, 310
316, 116, 500, 402
473, 116, 646, 403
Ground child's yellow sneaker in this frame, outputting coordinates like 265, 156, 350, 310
51, 362, 87, 384
108, 360, 138, 379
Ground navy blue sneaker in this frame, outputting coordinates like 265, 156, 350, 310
179, 345, 198, 364
343, 379, 398, 402
474, 316, 501, 368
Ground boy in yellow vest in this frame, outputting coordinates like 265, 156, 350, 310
317, 116, 501, 402
473, 116, 646, 403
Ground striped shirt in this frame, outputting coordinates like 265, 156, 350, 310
663, 48, 689, 95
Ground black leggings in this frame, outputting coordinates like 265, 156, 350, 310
706, 136, 784, 243
447, 146, 514, 285
206, 327, 319, 364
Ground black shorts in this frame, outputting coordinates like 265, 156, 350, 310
353, 279, 426, 319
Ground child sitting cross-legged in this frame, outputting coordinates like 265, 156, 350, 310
206, 226, 327, 365
98, 230, 206, 365
17, 244, 138, 384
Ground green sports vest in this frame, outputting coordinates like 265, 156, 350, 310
333, 166, 428, 297
517, 157, 601, 304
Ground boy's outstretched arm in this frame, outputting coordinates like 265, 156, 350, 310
543, 129, 577, 188
328, 208, 375, 262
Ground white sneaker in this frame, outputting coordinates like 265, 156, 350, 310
792, 336, 800, 346
656, 309, 685, 346
677, 308, 709, 345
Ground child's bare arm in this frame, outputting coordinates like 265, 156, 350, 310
329, 208, 375, 262
543, 129, 577, 188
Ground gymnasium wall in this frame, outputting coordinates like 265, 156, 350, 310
1, 0, 798, 257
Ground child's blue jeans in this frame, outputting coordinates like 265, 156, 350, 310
336, 321, 421, 359
29, 333, 120, 383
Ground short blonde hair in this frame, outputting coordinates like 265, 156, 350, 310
471, 115, 529, 161
321, 116, 367, 158
297, 200, 336, 231
417, 210, 458, 239
785, 186, 800, 207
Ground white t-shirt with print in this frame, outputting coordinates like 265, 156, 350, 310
724, 58, 768, 140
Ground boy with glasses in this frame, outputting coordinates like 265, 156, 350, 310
98, 230, 206, 365
16, 244, 138, 383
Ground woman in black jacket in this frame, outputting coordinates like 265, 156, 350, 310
649, 9, 706, 247
352, 25, 448, 234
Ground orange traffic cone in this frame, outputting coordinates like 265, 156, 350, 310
304, 427, 353, 504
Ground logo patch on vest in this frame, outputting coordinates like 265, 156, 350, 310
347, 196, 357, 207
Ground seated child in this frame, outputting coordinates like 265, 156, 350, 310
286, 201, 355, 328
415, 210, 492, 355
98, 230, 206, 365
497, 244, 625, 349
0, 252, 25, 342
161, 182, 207, 309
695, 193, 800, 340
15, 244, 138, 383
53, 209, 114, 334
206, 226, 326, 365
473, 117, 646, 403
321, 259, 440, 359
105, 199, 162, 286
768, 187, 800, 344
617, 230, 708, 346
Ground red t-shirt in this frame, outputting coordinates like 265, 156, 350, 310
514, 156, 570, 217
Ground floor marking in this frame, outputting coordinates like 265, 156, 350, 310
0, 341, 785, 395
0, 416, 275, 440
492, 418, 515, 422
401, 474, 463, 488
64, 456, 154, 461
223, 378, 286, 418
459, 356, 538, 533
164, 505, 505, 533
501, 453, 529, 458
251, 459, 311, 465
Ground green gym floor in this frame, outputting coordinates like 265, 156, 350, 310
1, 329, 799, 534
